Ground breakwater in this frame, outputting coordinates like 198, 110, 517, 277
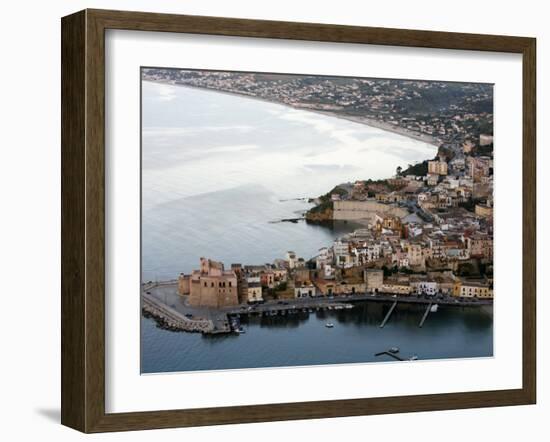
142, 292, 216, 333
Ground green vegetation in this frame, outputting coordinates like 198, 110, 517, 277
306, 185, 346, 219
318, 185, 348, 204
474, 143, 493, 157
308, 200, 333, 214
459, 198, 482, 213
401, 160, 429, 177
457, 262, 479, 277
438, 146, 456, 161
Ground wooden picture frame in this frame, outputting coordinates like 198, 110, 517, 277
61, 8, 536, 433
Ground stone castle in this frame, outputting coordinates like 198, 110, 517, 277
178, 258, 238, 308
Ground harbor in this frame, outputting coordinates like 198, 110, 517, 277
142, 281, 492, 335
140, 77, 494, 373
141, 287, 493, 373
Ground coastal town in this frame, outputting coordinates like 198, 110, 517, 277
141, 69, 493, 336
142, 68, 493, 151
174, 138, 493, 310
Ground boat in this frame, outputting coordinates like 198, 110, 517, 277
389, 347, 400, 354
409, 355, 418, 361
236, 327, 246, 334
325, 323, 334, 328
430, 304, 439, 313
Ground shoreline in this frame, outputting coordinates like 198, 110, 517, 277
143, 281, 493, 336
143, 78, 441, 149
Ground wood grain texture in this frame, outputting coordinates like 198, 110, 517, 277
522, 38, 536, 403
60, 8, 537, 433
61, 10, 86, 432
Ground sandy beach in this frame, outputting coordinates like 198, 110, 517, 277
143, 78, 441, 149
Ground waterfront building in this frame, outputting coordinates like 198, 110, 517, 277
313, 278, 365, 296
364, 269, 383, 292
333, 199, 408, 222
294, 282, 316, 298
380, 277, 412, 295
457, 280, 493, 299
179, 258, 239, 308
430, 273, 456, 295
338, 281, 366, 295
410, 276, 439, 296
313, 279, 336, 296
246, 282, 263, 303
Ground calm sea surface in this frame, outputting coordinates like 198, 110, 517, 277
141, 80, 492, 373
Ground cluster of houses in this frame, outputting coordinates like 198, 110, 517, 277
177, 249, 492, 309
177, 134, 494, 309
142, 69, 494, 155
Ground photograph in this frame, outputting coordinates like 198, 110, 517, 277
140, 68, 494, 374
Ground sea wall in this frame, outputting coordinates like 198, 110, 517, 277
333, 200, 409, 221
142, 293, 215, 333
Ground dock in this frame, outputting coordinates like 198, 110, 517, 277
379, 301, 397, 328
418, 302, 433, 328
374, 351, 405, 361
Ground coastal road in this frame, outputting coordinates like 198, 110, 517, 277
143, 282, 492, 320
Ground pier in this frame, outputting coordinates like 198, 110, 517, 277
142, 292, 219, 333
418, 302, 433, 328
374, 350, 405, 361
379, 301, 398, 328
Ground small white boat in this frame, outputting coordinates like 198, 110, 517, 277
325, 323, 334, 328
430, 304, 439, 313
389, 347, 400, 354
409, 355, 418, 361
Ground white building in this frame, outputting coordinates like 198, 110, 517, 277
295, 283, 316, 298
412, 280, 438, 296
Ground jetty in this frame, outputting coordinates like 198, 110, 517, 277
379, 301, 398, 328
418, 302, 433, 328
142, 292, 228, 334
374, 350, 406, 361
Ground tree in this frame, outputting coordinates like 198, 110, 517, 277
396, 166, 402, 176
